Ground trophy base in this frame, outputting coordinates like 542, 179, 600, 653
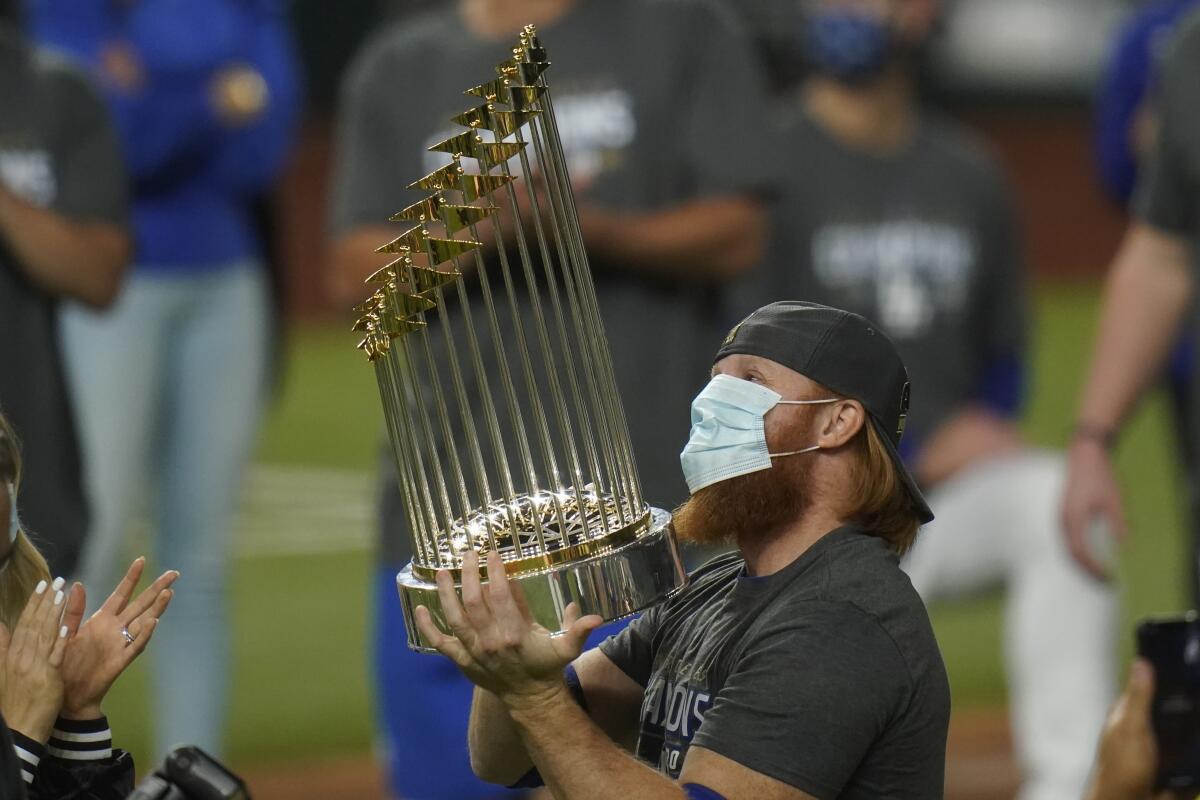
396, 507, 684, 653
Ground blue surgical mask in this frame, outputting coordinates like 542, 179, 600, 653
680, 374, 838, 495
804, 7, 894, 84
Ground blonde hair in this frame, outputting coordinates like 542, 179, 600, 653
845, 420, 922, 555
0, 412, 52, 630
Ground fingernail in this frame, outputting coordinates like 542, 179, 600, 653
35, 580, 47, 595
54, 590, 64, 606
59, 625, 67, 639
51, 577, 64, 591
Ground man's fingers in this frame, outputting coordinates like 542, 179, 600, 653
101, 557, 146, 616
509, 579, 535, 625
556, 604, 603, 658
120, 570, 180, 625
415, 605, 472, 668
459, 550, 493, 629
484, 551, 517, 611
62, 583, 86, 639
435, 568, 469, 633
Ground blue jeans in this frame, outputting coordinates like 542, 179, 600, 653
60, 264, 268, 757
373, 567, 633, 799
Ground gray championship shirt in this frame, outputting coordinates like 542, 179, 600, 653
332, 0, 775, 566
1136, 9, 1200, 460
735, 107, 1027, 457
0, 26, 127, 573
599, 527, 951, 798
1136, 7, 1200, 244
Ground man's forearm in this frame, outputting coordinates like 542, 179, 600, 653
579, 196, 764, 281
1077, 224, 1194, 434
508, 684, 682, 800
467, 687, 536, 785
0, 188, 129, 308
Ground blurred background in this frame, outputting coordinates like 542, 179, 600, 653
4, 0, 1193, 797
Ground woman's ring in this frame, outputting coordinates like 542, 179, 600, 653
120, 626, 135, 645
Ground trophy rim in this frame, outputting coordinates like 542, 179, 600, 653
397, 507, 685, 652
411, 499, 652, 581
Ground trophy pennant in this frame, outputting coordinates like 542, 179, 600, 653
389, 194, 445, 224
439, 203, 498, 235
350, 26, 684, 653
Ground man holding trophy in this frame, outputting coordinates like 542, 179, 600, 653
420, 302, 950, 799
343, 19, 947, 799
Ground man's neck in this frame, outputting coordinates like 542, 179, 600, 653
737, 506, 847, 577
460, 0, 576, 41
801, 70, 917, 155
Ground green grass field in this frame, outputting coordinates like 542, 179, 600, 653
98, 281, 1192, 773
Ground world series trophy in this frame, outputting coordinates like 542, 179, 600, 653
352, 26, 687, 651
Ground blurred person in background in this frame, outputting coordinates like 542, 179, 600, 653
0, 16, 129, 578
1063, 1, 1200, 587
329, 0, 774, 795
1094, 0, 1200, 605
23, 0, 301, 757
734, 0, 1118, 797
0, 410, 177, 799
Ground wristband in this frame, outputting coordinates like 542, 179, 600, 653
1072, 422, 1116, 451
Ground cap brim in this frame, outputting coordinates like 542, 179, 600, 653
869, 416, 935, 525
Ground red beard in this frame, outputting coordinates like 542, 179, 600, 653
672, 452, 813, 548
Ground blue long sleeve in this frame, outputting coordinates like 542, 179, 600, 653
24, 0, 302, 271
207, 5, 303, 196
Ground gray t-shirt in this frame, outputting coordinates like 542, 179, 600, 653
599, 527, 950, 798
332, 0, 775, 565
0, 27, 127, 573
734, 107, 1026, 455
1134, 9, 1200, 471
1136, 8, 1200, 244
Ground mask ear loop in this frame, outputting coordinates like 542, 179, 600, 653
768, 397, 840, 458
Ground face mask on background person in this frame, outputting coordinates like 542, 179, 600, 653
802, 4, 895, 84
680, 374, 838, 495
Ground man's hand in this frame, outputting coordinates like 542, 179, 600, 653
415, 550, 602, 710
1062, 437, 1127, 580
60, 557, 177, 720
0, 580, 68, 743
211, 64, 270, 127
1087, 659, 1157, 800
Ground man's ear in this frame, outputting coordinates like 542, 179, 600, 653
818, 400, 866, 449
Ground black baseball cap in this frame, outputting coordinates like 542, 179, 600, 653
715, 301, 934, 525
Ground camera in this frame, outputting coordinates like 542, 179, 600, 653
126, 746, 249, 800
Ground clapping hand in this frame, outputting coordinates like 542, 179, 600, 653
60, 557, 178, 720
0, 579, 68, 742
